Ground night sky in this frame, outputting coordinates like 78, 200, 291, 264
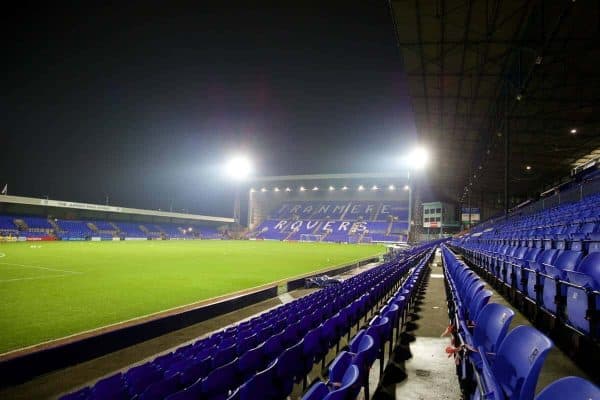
3, 2, 416, 217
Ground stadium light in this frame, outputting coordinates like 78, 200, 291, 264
341, 186, 348, 191
570, 128, 577, 134
249, 188, 256, 193
225, 155, 253, 180
300, 186, 306, 192
274, 187, 280, 192
285, 187, 292, 192
312, 186, 319, 191
404, 146, 430, 170
260, 187, 267, 192
525, 165, 532, 171
371, 185, 378, 191
357, 185, 365, 191
329, 186, 335, 191
188, 227, 193, 232
404, 185, 410, 191
388, 184, 395, 191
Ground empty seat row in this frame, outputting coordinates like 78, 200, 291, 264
302, 245, 433, 400
453, 194, 600, 339
442, 246, 599, 400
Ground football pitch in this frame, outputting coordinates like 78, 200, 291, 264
0, 240, 383, 354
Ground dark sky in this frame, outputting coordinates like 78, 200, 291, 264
2, 2, 416, 217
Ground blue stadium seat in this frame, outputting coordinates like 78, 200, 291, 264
489, 326, 553, 400
301, 364, 360, 400
534, 376, 600, 400
239, 359, 280, 400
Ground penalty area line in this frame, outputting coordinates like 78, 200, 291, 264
0, 262, 82, 275
0, 274, 77, 283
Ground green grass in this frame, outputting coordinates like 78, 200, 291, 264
0, 240, 383, 354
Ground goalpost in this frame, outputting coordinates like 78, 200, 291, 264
300, 234, 324, 242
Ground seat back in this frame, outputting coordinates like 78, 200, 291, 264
239, 359, 279, 400
201, 357, 239, 398
468, 289, 493, 321
473, 303, 515, 354
492, 326, 553, 400
325, 365, 360, 400
534, 376, 600, 400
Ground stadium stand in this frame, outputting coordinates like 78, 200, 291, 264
441, 245, 599, 400
450, 193, 600, 341
0, 215, 18, 236
254, 201, 409, 243
60, 242, 437, 400
0, 214, 222, 241
56, 220, 94, 240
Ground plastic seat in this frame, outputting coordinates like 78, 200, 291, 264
264, 330, 285, 361
277, 338, 305, 397
462, 303, 515, 371
124, 364, 162, 397
364, 318, 388, 376
90, 373, 127, 400
490, 326, 553, 400
237, 342, 266, 382
467, 289, 493, 322
212, 343, 238, 369
239, 359, 280, 400
177, 356, 212, 386
201, 357, 240, 400
534, 376, 600, 400
328, 334, 375, 399
565, 252, 600, 336
138, 375, 181, 400
301, 364, 360, 400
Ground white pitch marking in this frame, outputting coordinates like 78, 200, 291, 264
0, 274, 76, 283
0, 262, 82, 275
0, 252, 5, 258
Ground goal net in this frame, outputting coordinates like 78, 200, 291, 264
300, 234, 324, 242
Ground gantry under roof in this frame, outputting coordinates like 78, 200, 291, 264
389, 0, 600, 205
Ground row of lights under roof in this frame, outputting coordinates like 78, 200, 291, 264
250, 184, 410, 193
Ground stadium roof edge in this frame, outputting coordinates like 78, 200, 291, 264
252, 172, 409, 182
0, 195, 234, 223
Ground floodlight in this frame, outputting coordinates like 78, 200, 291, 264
300, 186, 306, 191
404, 185, 410, 191
225, 155, 253, 180
261, 187, 267, 192
188, 227, 193, 232
371, 185, 378, 191
405, 147, 430, 170
358, 185, 365, 191
570, 128, 577, 134
329, 186, 335, 191
388, 184, 395, 191
525, 165, 532, 171
285, 187, 292, 192
312, 186, 319, 191
341, 186, 348, 191
274, 187, 280, 192
249, 188, 256, 193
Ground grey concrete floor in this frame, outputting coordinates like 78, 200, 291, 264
389, 250, 462, 400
